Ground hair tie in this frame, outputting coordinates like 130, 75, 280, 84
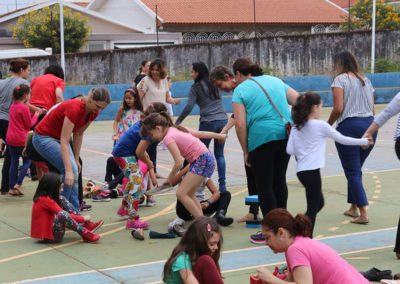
16, 85, 21, 91
207, 223, 211, 232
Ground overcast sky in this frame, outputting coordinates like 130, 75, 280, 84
0, 0, 31, 14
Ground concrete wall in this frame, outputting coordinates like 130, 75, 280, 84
63, 72, 400, 121
0, 30, 399, 84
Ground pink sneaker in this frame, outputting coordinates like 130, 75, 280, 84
126, 219, 149, 230
117, 206, 129, 217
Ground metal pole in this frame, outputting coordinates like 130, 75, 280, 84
156, 5, 159, 47
371, 0, 376, 73
253, 0, 257, 38
347, 0, 351, 49
59, 0, 65, 74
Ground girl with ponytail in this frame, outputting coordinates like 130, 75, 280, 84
254, 208, 369, 284
141, 112, 226, 219
287, 92, 372, 235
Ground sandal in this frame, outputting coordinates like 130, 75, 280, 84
350, 217, 369, 225
343, 210, 360, 218
9, 189, 23, 196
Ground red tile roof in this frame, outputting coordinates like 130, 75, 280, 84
142, 0, 348, 24
73, 2, 90, 7
328, 0, 358, 8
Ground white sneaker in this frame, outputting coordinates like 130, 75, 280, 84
146, 184, 174, 195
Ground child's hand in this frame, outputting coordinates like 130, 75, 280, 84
22, 147, 27, 157
256, 267, 274, 282
218, 133, 227, 144
34, 110, 40, 117
112, 134, 119, 140
173, 98, 181, 105
83, 215, 91, 221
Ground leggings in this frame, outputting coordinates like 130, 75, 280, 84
297, 169, 324, 237
52, 211, 84, 243
114, 156, 143, 218
394, 137, 400, 254
193, 255, 223, 284
8, 146, 31, 188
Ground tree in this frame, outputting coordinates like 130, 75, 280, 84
12, 5, 90, 53
341, 0, 400, 31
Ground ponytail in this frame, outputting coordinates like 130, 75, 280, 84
232, 58, 263, 77
141, 111, 188, 138
262, 208, 312, 238
291, 92, 321, 130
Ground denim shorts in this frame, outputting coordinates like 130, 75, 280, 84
189, 151, 215, 178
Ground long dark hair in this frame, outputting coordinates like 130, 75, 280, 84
262, 208, 312, 238
163, 217, 222, 282
13, 84, 30, 101
33, 172, 62, 205
123, 88, 143, 111
292, 92, 321, 130
333, 51, 365, 86
141, 112, 188, 139
44, 64, 64, 80
232, 58, 263, 77
9, 58, 29, 74
192, 62, 219, 99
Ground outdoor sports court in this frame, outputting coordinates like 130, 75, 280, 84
0, 106, 399, 283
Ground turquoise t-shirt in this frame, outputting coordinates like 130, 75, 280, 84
164, 252, 192, 284
232, 75, 292, 152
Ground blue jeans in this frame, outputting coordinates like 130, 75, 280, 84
32, 134, 80, 211
335, 116, 377, 207
8, 146, 31, 188
199, 119, 228, 192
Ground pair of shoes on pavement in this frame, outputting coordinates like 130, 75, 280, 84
168, 218, 186, 237
81, 219, 104, 243
361, 267, 393, 281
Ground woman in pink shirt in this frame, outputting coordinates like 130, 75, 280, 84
255, 208, 369, 284
141, 112, 226, 218
6, 84, 39, 196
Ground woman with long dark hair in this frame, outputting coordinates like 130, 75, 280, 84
327, 51, 376, 224
176, 62, 228, 192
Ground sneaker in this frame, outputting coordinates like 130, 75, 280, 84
138, 196, 145, 205
126, 219, 149, 230
131, 228, 145, 240
117, 206, 129, 217
81, 228, 100, 243
92, 192, 111, 202
146, 184, 173, 195
172, 224, 186, 237
146, 195, 157, 207
80, 201, 92, 211
168, 218, 185, 233
250, 231, 265, 245
84, 220, 104, 232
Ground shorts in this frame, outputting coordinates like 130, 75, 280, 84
189, 151, 215, 178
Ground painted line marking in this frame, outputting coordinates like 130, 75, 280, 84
345, 257, 370, 260
369, 201, 375, 205
329, 227, 339, 232
375, 180, 381, 184
374, 190, 381, 193
376, 184, 382, 188
341, 220, 350, 224
373, 175, 378, 179
372, 195, 379, 199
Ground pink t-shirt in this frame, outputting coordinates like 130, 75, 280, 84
286, 237, 369, 284
163, 127, 207, 163
6, 102, 38, 147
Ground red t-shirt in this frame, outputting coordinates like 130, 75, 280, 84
31, 196, 84, 240
30, 74, 65, 111
35, 99, 98, 139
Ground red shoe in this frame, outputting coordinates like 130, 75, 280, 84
81, 229, 100, 243
84, 220, 104, 232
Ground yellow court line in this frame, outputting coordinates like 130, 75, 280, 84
0, 202, 176, 264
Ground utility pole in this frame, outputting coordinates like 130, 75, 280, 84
156, 5, 159, 47
59, 0, 65, 75
371, 0, 376, 73
253, 0, 257, 38
347, 0, 351, 50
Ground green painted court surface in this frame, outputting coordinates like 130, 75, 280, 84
0, 106, 399, 283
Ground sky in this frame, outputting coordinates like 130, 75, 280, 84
0, 0, 32, 14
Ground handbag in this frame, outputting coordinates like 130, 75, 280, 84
249, 78, 292, 137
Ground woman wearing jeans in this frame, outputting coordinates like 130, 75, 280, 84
33, 88, 110, 211
328, 51, 376, 224
176, 62, 228, 192
232, 58, 299, 243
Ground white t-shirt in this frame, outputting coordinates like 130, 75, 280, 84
286, 119, 368, 172
138, 76, 168, 110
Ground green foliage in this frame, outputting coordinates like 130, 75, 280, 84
372, 58, 400, 73
262, 66, 279, 75
340, 0, 400, 31
12, 5, 90, 53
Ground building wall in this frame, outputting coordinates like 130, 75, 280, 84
0, 30, 398, 83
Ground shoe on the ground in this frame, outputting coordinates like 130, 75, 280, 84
126, 219, 149, 230
117, 206, 129, 217
250, 231, 265, 245
146, 195, 157, 207
361, 267, 392, 281
81, 228, 100, 243
92, 192, 111, 202
131, 228, 145, 240
215, 210, 234, 226
146, 184, 173, 196
84, 220, 104, 232
172, 224, 186, 237
80, 201, 92, 211
168, 218, 185, 233
139, 196, 145, 205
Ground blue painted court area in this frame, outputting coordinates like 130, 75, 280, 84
18, 228, 396, 284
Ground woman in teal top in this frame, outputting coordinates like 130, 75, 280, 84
232, 58, 299, 244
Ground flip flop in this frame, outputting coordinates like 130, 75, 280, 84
14, 188, 24, 196
350, 217, 369, 224
9, 189, 22, 196
343, 210, 360, 218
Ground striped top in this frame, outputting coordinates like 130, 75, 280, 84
374, 92, 400, 139
331, 73, 374, 124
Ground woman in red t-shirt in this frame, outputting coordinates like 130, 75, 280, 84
32, 88, 110, 211
31, 172, 102, 243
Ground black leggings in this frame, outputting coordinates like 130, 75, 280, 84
297, 169, 324, 237
245, 164, 259, 216
394, 137, 400, 254
248, 140, 290, 217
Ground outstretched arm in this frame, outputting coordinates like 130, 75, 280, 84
189, 129, 227, 141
